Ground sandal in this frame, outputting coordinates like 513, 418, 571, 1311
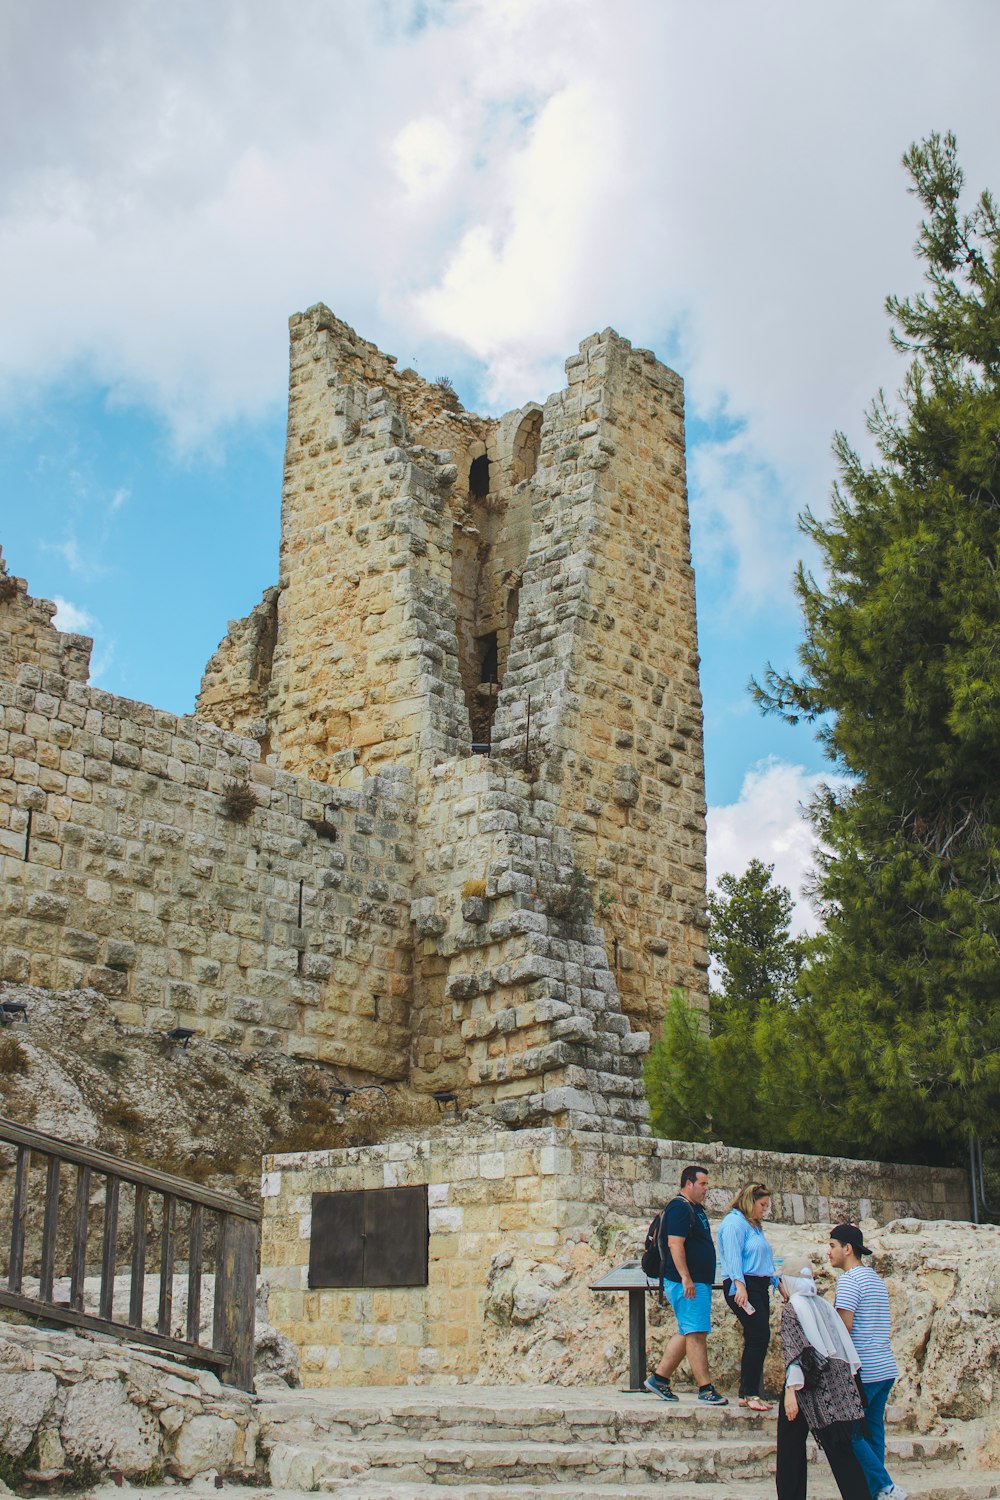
742, 1396, 772, 1412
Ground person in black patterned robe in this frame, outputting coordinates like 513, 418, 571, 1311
776, 1272, 870, 1500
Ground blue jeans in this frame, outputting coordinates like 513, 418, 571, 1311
851, 1378, 894, 1497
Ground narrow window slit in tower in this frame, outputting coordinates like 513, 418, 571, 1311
471, 632, 500, 752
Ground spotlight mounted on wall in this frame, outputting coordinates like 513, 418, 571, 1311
166, 1026, 197, 1047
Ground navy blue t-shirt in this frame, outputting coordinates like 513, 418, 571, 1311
660, 1195, 716, 1285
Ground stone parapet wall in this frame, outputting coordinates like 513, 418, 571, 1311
0, 664, 415, 1074
260, 1125, 968, 1386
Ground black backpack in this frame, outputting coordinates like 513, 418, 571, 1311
641, 1212, 665, 1279
641, 1196, 697, 1280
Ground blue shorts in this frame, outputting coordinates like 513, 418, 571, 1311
665, 1279, 712, 1334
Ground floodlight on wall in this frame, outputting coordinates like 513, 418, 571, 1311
328, 1074, 389, 1104
166, 1026, 196, 1047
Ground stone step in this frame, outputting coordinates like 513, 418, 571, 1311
261, 1401, 780, 1444
276, 1473, 1000, 1500
265, 1434, 961, 1490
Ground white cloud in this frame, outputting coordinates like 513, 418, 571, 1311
392, 117, 461, 201
707, 758, 850, 935
0, 0, 998, 582
52, 596, 95, 634
414, 79, 621, 404
45, 538, 87, 575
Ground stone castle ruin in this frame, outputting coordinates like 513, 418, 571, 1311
0, 310, 973, 1393
0, 307, 707, 1134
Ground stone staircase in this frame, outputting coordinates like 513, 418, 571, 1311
258, 1385, 1000, 1499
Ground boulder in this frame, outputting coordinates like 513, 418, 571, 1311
60, 1376, 160, 1474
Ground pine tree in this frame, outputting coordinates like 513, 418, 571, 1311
709, 858, 803, 1019
644, 863, 803, 1147
754, 133, 1000, 1160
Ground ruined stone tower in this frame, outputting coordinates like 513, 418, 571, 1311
197, 307, 708, 1128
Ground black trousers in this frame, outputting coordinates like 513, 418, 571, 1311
775, 1401, 870, 1500
723, 1274, 771, 1397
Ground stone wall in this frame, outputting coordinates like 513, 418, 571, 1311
0, 547, 92, 686
0, 663, 415, 1075
196, 586, 279, 750
259, 1126, 969, 1386
409, 758, 649, 1132
490, 332, 708, 1030
2, 308, 709, 1129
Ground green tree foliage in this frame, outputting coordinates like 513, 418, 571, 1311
709, 858, 804, 1018
752, 133, 1000, 1161
644, 862, 804, 1148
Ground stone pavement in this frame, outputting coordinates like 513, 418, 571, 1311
245, 1383, 1000, 1499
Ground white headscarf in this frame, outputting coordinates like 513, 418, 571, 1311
781, 1266, 861, 1375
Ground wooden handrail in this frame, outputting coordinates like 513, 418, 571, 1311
0, 1116, 258, 1389
0, 1117, 260, 1221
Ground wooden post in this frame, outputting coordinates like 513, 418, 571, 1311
99, 1175, 120, 1321
187, 1204, 204, 1345
129, 1184, 148, 1326
213, 1213, 258, 1391
158, 1194, 176, 1336
70, 1164, 91, 1311
627, 1288, 647, 1392
39, 1155, 61, 1302
8, 1146, 29, 1293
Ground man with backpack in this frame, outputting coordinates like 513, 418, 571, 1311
644, 1163, 729, 1404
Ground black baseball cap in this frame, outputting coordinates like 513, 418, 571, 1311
830, 1223, 873, 1256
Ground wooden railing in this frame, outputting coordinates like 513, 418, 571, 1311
0, 1117, 259, 1390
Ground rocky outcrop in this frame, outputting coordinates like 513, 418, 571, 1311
476, 1215, 1000, 1448
0, 1321, 259, 1486
0, 982, 443, 1202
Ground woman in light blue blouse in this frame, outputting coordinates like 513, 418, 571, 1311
717, 1181, 778, 1411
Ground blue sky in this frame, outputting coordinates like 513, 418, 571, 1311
2, 0, 999, 927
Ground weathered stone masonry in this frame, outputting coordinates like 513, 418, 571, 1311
198, 309, 709, 1095
1, 308, 708, 1132
0, 662, 414, 1079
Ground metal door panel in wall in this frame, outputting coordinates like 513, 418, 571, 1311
363, 1185, 428, 1287
309, 1189, 364, 1287
307, 1186, 428, 1287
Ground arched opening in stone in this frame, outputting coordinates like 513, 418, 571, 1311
469, 454, 491, 498
511, 410, 543, 484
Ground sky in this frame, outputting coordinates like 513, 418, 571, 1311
2, 0, 998, 930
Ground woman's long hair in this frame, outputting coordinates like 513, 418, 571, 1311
728, 1181, 771, 1224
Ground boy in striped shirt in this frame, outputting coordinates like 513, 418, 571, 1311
829, 1223, 906, 1500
